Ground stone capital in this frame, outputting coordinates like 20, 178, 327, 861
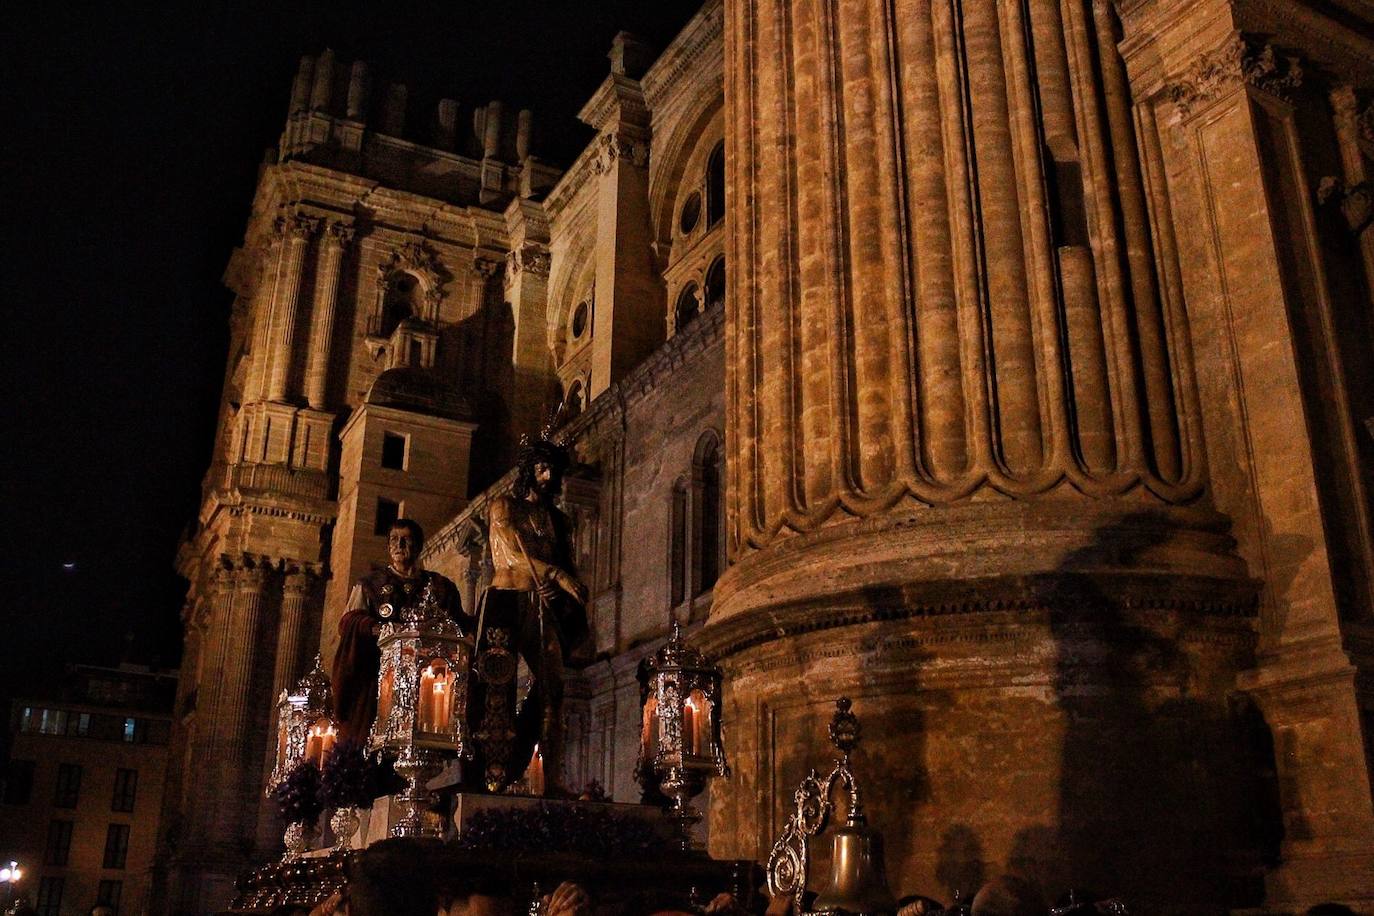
1167, 34, 1303, 118
504, 242, 551, 287
591, 131, 649, 175
323, 221, 355, 248
473, 255, 504, 279
275, 212, 321, 243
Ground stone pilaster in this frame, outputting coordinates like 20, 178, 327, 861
705, 0, 1257, 907
304, 221, 352, 410
581, 71, 664, 396
1112, 2, 1374, 904
266, 214, 318, 403
245, 233, 285, 404
504, 197, 556, 437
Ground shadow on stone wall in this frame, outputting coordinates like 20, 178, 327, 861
1032, 509, 1282, 911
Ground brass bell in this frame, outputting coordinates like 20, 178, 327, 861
812, 810, 898, 915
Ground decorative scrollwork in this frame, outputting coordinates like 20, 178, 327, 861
765, 698, 869, 912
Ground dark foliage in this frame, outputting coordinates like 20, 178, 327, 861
275, 761, 324, 825
320, 739, 371, 810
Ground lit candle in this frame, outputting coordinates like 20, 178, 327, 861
432, 680, 447, 731
528, 744, 544, 796
319, 723, 337, 764
305, 725, 322, 766
683, 696, 697, 756
642, 697, 659, 762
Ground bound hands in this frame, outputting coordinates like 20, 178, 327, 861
539, 568, 588, 605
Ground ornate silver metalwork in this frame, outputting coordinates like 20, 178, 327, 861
329, 806, 361, 852
638, 620, 730, 849
268, 655, 335, 795
368, 578, 474, 837
767, 698, 893, 914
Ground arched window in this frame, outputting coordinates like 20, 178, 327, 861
668, 431, 725, 612
675, 283, 700, 333
565, 379, 584, 420
705, 141, 725, 228
670, 478, 688, 608
704, 258, 725, 310
379, 273, 423, 337
696, 436, 722, 594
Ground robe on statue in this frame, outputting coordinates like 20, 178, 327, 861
330, 566, 467, 743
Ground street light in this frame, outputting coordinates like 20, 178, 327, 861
0, 861, 22, 907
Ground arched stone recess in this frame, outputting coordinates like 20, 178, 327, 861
546, 215, 598, 373
649, 86, 726, 262
373, 240, 446, 328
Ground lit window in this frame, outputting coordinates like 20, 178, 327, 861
123, 718, 137, 743
381, 432, 407, 470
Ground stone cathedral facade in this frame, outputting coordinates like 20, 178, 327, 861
157, 0, 1374, 912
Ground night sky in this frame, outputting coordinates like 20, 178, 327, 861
0, 0, 702, 708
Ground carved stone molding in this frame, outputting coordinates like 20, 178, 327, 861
376, 239, 444, 318
504, 243, 551, 287
1168, 34, 1303, 118
472, 255, 504, 280
1318, 176, 1374, 237
591, 132, 649, 175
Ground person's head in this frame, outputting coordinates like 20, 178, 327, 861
387, 519, 424, 572
513, 438, 570, 502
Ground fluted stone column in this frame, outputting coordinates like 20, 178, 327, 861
304, 222, 352, 410
270, 569, 314, 703
256, 567, 315, 854
704, 0, 1258, 906
215, 562, 270, 846
266, 214, 317, 402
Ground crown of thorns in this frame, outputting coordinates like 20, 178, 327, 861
516, 403, 571, 470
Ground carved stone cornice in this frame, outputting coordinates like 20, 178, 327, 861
504, 242, 551, 287
1168, 34, 1304, 118
641, 0, 722, 110
698, 573, 1258, 663
578, 73, 650, 132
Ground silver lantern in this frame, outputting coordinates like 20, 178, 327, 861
268, 655, 336, 794
367, 578, 473, 838
638, 620, 730, 849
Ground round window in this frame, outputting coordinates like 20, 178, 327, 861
571, 300, 589, 339
679, 191, 702, 235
